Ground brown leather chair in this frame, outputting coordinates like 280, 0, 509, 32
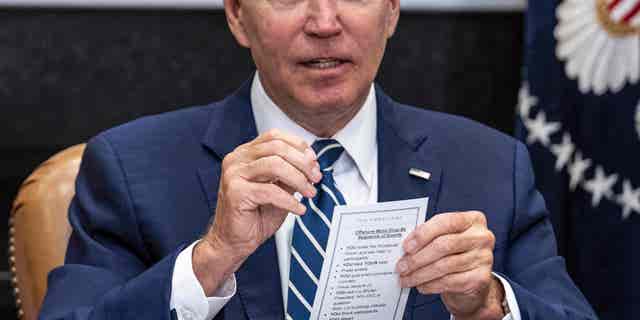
8, 144, 86, 320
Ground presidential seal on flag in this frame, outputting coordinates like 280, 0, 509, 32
555, 0, 640, 95
518, 0, 640, 317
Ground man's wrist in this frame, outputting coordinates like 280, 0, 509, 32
453, 276, 506, 320
192, 236, 246, 296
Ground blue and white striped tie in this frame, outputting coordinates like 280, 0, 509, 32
286, 139, 346, 320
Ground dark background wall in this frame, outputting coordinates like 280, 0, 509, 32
0, 9, 523, 319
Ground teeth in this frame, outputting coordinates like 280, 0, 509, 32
311, 58, 335, 63
305, 59, 342, 69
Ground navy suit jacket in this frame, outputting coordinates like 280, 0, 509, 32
40, 80, 596, 320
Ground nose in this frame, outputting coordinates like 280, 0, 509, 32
304, 0, 342, 38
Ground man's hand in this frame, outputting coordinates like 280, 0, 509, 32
193, 129, 322, 295
396, 211, 505, 320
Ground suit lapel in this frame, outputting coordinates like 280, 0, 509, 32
199, 78, 285, 320
376, 87, 443, 221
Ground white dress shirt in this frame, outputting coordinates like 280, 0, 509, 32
169, 73, 521, 320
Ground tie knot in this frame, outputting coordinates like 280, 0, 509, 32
312, 139, 344, 171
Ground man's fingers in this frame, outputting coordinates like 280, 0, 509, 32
397, 225, 495, 275
250, 183, 307, 215
397, 233, 470, 275
403, 211, 486, 254
249, 128, 310, 153
242, 155, 317, 198
251, 139, 321, 183
409, 267, 492, 296
275, 181, 296, 195
398, 248, 493, 287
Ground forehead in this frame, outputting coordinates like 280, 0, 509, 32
243, 0, 390, 15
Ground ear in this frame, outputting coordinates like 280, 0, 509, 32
385, 0, 400, 38
224, 0, 251, 48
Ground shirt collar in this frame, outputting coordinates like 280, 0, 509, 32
250, 72, 377, 188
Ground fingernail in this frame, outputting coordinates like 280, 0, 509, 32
307, 184, 317, 197
397, 261, 408, 273
305, 148, 317, 160
298, 203, 307, 214
405, 239, 417, 253
312, 166, 322, 181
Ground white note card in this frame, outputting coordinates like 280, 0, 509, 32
310, 197, 429, 320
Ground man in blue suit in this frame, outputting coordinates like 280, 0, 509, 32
41, 0, 596, 319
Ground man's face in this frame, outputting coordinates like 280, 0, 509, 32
226, 0, 399, 115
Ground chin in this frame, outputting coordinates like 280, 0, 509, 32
297, 90, 358, 112
302, 80, 367, 106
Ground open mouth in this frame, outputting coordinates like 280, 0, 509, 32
301, 58, 350, 69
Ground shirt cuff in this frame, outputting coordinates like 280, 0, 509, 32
448, 272, 521, 320
170, 241, 237, 320
493, 272, 521, 320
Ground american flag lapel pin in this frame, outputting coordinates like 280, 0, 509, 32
409, 168, 431, 181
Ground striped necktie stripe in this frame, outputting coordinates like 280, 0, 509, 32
286, 139, 346, 320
